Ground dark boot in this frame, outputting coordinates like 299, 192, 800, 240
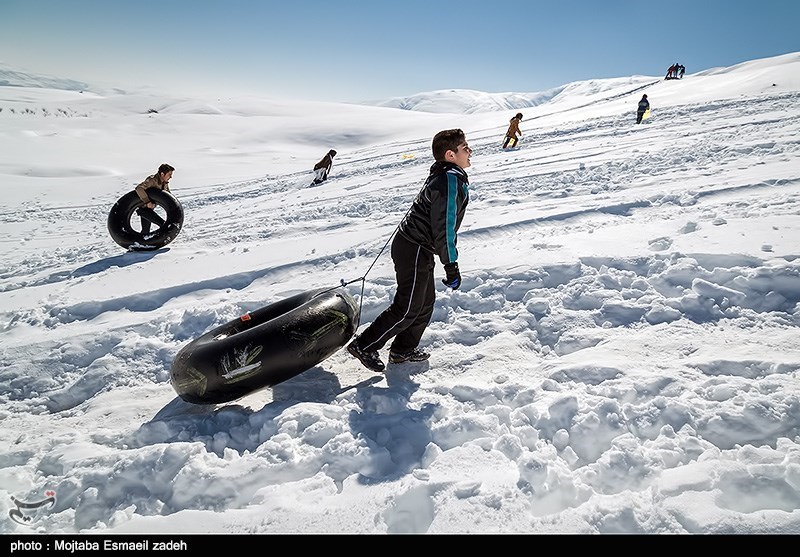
347, 338, 385, 372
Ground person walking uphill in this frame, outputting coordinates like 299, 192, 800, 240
135, 163, 174, 235
312, 149, 337, 185
347, 129, 471, 372
636, 94, 650, 124
502, 113, 523, 149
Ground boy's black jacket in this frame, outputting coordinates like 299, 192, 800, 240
398, 161, 469, 266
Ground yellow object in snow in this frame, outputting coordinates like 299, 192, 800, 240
642, 108, 651, 121
402, 154, 415, 160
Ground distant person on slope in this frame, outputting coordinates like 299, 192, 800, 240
678, 64, 685, 79
312, 149, 337, 185
347, 129, 471, 372
135, 163, 174, 235
636, 94, 650, 124
502, 113, 523, 149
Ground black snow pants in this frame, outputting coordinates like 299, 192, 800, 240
356, 233, 436, 354
136, 207, 165, 234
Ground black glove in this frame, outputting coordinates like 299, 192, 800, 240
442, 262, 461, 290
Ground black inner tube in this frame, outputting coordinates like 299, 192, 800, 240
170, 288, 358, 405
107, 189, 184, 250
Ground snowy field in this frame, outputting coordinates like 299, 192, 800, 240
1, 52, 799, 534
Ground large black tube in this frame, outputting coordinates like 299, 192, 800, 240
170, 288, 359, 405
107, 189, 184, 250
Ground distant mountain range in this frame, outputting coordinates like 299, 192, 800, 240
2, 52, 798, 115
0, 67, 90, 92
369, 86, 569, 114
0, 62, 654, 115
0, 65, 131, 96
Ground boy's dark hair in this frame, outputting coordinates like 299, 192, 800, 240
158, 163, 175, 174
431, 129, 466, 162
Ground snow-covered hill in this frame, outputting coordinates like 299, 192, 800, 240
0, 66, 90, 92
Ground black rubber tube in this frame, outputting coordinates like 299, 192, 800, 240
170, 288, 359, 404
107, 189, 184, 250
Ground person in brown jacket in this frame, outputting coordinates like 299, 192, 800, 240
312, 149, 337, 185
135, 163, 174, 235
502, 113, 523, 149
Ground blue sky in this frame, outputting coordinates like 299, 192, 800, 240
1, 0, 798, 101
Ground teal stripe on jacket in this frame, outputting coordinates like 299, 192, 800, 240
446, 172, 459, 262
